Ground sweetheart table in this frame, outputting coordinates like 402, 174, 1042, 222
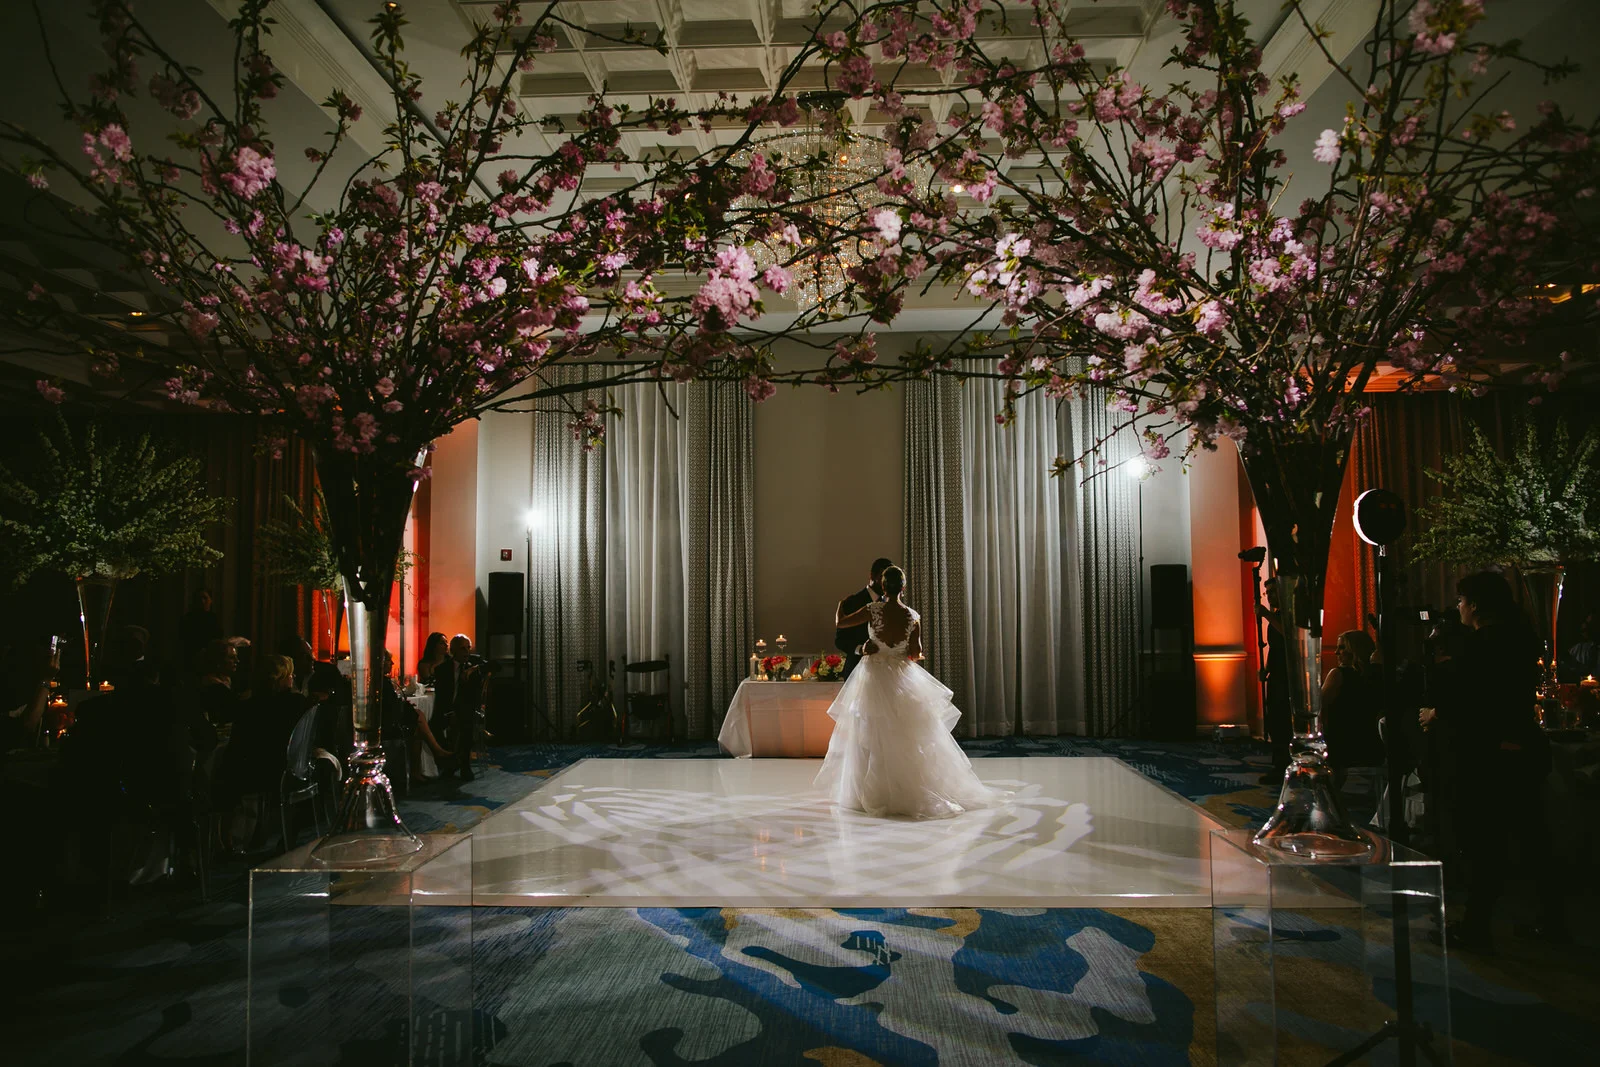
718, 679, 842, 758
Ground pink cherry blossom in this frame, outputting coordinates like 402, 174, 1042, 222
1313, 129, 1341, 164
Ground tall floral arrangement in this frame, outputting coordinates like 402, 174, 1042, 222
0, 414, 229, 686
1414, 418, 1600, 568
0, 0, 1017, 854
814, 0, 1598, 733
0, 414, 227, 583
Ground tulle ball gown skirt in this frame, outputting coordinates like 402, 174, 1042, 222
814, 655, 1005, 819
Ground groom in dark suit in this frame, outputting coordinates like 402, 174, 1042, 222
836, 557, 894, 679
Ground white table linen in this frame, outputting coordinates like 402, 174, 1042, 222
407, 690, 439, 778
718, 679, 842, 758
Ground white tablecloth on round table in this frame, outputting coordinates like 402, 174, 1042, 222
717, 679, 843, 758
406, 690, 438, 777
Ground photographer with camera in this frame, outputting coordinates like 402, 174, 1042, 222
436, 634, 489, 783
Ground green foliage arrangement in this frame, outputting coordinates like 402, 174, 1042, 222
257, 489, 417, 593
0, 415, 228, 583
1414, 418, 1600, 569
257, 492, 341, 593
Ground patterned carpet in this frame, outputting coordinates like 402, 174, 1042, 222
4, 739, 1597, 1065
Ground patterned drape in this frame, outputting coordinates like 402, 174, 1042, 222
605, 382, 690, 733
1072, 389, 1142, 735
902, 376, 974, 727
684, 382, 755, 739
531, 375, 752, 740
530, 366, 608, 736
958, 371, 1079, 736
903, 371, 1145, 737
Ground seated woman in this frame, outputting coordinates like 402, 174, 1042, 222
415, 632, 449, 686
380, 650, 450, 779
1321, 629, 1385, 786
188, 638, 246, 728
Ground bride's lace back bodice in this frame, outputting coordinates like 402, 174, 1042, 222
866, 601, 919, 654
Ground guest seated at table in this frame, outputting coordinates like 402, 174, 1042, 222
2, 640, 58, 771
64, 626, 213, 808
378, 650, 450, 778
308, 660, 352, 760
274, 634, 316, 695
214, 655, 309, 849
1321, 629, 1384, 788
377, 650, 414, 747
1564, 612, 1597, 683
416, 632, 448, 686
187, 638, 246, 728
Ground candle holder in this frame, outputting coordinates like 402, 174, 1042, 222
776, 635, 788, 654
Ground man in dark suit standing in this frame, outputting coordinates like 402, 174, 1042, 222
434, 634, 485, 782
836, 558, 894, 679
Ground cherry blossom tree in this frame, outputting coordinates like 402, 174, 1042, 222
0, 0, 902, 855
0, 0, 1050, 855
831, 0, 1599, 728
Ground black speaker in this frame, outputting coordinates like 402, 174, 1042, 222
486, 570, 524, 636
1150, 564, 1191, 631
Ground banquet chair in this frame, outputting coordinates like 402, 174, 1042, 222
621, 655, 673, 743
279, 704, 332, 850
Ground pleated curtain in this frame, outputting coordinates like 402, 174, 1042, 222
530, 366, 608, 736
1071, 389, 1142, 735
957, 370, 1080, 736
532, 376, 753, 740
604, 382, 690, 735
902, 376, 975, 727
684, 382, 755, 739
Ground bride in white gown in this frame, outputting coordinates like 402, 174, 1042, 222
815, 566, 1006, 818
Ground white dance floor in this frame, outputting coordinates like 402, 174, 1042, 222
471, 757, 1226, 908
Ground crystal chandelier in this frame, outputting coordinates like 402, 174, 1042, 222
730, 132, 930, 312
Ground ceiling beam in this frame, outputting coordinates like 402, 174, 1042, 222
203, 0, 394, 157
1260, 0, 1381, 100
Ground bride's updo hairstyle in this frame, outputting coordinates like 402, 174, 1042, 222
882, 566, 905, 599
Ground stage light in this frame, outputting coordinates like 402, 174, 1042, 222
1124, 455, 1149, 480
1353, 489, 1405, 547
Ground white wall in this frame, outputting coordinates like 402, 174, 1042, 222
1138, 453, 1194, 649
474, 385, 535, 657
752, 383, 904, 656
428, 420, 480, 644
